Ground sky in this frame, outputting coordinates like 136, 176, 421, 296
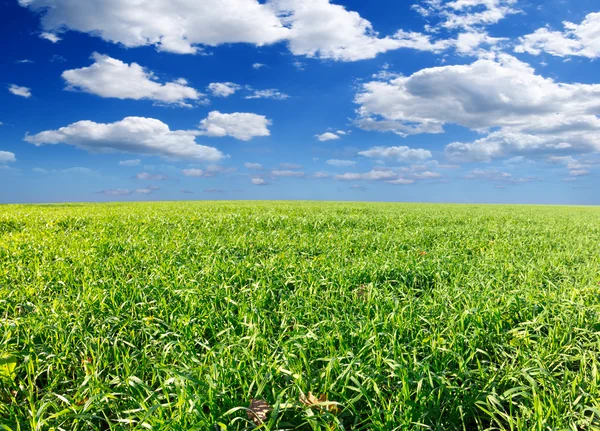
1, 0, 599, 205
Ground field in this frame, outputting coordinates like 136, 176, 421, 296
1, 202, 600, 430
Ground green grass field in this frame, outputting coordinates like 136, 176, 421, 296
1, 202, 600, 430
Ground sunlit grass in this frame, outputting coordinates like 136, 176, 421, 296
1, 201, 599, 430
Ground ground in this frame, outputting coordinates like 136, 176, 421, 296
1, 202, 599, 430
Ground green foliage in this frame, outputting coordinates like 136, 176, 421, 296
0, 201, 599, 430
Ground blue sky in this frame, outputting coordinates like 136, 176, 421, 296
1, 0, 599, 204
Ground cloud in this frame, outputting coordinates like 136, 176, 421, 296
19, 0, 459, 61
271, 169, 305, 177
0, 151, 16, 164
15, 59, 34, 64
356, 54, 600, 162
119, 159, 141, 167
279, 163, 302, 169
245, 89, 289, 100
8, 84, 31, 98
62, 54, 204, 106
20, 0, 289, 54
326, 159, 356, 167
204, 188, 225, 193
135, 172, 168, 180
313, 171, 331, 178
413, 170, 441, 179
98, 189, 132, 196
252, 63, 266, 69
252, 177, 267, 185
136, 186, 160, 194
335, 169, 397, 181
182, 168, 206, 177
181, 189, 194, 194
40, 31, 61, 42
244, 162, 263, 170
198, 111, 271, 141
358, 146, 432, 162
516, 12, 600, 59
315, 132, 340, 141
569, 169, 590, 177
413, 0, 520, 31
386, 178, 415, 185
207, 82, 241, 97
25, 116, 225, 162
465, 168, 540, 184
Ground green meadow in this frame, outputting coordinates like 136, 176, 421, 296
1, 202, 599, 430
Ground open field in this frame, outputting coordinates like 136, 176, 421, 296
1, 202, 600, 430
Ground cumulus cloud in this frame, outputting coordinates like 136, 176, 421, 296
197, 111, 271, 141
245, 89, 289, 100
252, 63, 266, 69
326, 159, 356, 167
0, 151, 16, 164
271, 169, 305, 177
315, 132, 340, 141
135, 172, 168, 180
207, 82, 241, 97
355, 54, 600, 162
8, 84, 31, 98
63, 54, 204, 106
25, 117, 225, 162
464, 168, 540, 184
335, 169, 397, 181
313, 171, 331, 178
40, 31, 61, 42
19, 0, 459, 61
244, 162, 263, 170
358, 146, 432, 162
413, 0, 520, 31
252, 177, 267, 185
516, 13, 600, 59
182, 168, 206, 177
119, 159, 141, 167
279, 163, 302, 169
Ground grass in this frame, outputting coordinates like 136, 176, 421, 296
1, 201, 599, 430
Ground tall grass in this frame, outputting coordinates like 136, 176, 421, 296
1, 202, 599, 430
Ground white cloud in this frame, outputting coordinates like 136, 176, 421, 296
516, 13, 600, 59
326, 159, 356, 167
569, 169, 590, 177
19, 0, 458, 61
0, 151, 16, 164
252, 63, 266, 69
358, 146, 432, 162
252, 177, 267, 185
464, 168, 539, 184
25, 116, 225, 162
335, 169, 397, 181
356, 54, 600, 162
245, 89, 289, 100
271, 169, 305, 177
315, 132, 340, 141
21, 0, 289, 54
99, 189, 132, 196
386, 178, 415, 185
413, 170, 441, 179
198, 111, 271, 141
15, 59, 34, 64
414, 0, 520, 31
207, 82, 241, 97
33, 167, 94, 175
182, 168, 205, 177
136, 186, 159, 194
135, 172, 168, 180
313, 171, 331, 178
40, 31, 61, 42
279, 163, 302, 169
119, 159, 141, 167
63, 54, 204, 106
8, 84, 31, 98
244, 162, 263, 170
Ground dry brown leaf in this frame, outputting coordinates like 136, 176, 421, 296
300, 392, 340, 415
248, 399, 272, 425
